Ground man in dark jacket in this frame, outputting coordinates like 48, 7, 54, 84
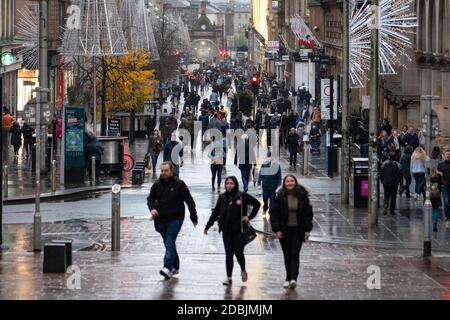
147, 161, 198, 279
163, 133, 183, 176
258, 152, 282, 213
380, 152, 402, 215
437, 150, 450, 223
21, 122, 34, 157
402, 126, 419, 150
86, 135, 104, 180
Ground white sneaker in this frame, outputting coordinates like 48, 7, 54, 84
241, 270, 248, 282
414, 194, 418, 200
289, 280, 297, 289
159, 267, 172, 280
171, 268, 179, 275
222, 277, 232, 286
283, 281, 290, 289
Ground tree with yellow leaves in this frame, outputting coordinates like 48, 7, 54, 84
103, 49, 157, 144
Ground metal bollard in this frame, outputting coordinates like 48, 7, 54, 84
111, 184, 121, 251
303, 146, 309, 176
91, 156, 96, 186
51, 160, 57, 192
3, 165, 8, 198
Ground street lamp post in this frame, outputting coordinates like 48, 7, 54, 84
368, 1, 380, 226
421, 95, 440, 257
33, 87, 50, 252
341, 0, 350, 204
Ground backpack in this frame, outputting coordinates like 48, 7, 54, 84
430, 182, 441, 200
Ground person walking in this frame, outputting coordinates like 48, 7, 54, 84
163, 133, 183, 176
258, 151, 282, 213
9, 122, 22, 157
147, 161, 198, 279
144, 115, 156, 139
410, 147, 427, 201
399, 146, 413, 197
270, 175, 313, 289
380, 152, 402, 215
204, 176, 261, 286
429, 146, 443, 171
21, 122, 34, 158
148, 129, 163, 175
86, 134, 104, 181
2, 108, 14, 150
234, 134, 255, 192
210, 139, 224, 192
287, 128, 300, 170
437, 150, 450, 225
430, 168, 443, 232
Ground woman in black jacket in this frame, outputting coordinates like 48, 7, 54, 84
10, 122, 22, 157
270, 174, 313, 289
204, 176, 261, 286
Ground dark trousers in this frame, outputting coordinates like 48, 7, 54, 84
413, 172, 426, 197
240, 168, 251, 192
88, 159, 101, 178
210, 164, 223, 187
13, 144, 20, 155
223, 231, 245, 277
279, 227, 303, 281
262, 188, 276, 212
23, 139, 32, 156
151, 154, 159, 172
400, 176, 411, 196
282, 129, 288, 148
289, 151, 297, 167
383, 185, 398, 213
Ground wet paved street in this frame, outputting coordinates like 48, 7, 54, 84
2, 91, 450, 299
1, 243, 449, 299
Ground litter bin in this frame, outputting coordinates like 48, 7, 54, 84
97, 136, 128, 173
349, 157, 368, 208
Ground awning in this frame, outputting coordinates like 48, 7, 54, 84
290, 14, 321, 49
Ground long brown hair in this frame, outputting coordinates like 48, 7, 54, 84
281, 174, 300, 195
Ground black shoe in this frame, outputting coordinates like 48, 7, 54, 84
406, 194, 411, 198
433, 224, 438, 232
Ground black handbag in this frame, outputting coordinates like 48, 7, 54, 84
240, 196, 257, 246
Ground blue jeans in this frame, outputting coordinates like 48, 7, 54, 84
262, 188, 276, 211
240, 168, 251, 192
151, 154, 159, 171
173, 164, 180, 176
432, 207, 441, 224
443, 186, 450, 219
413, 172, 426, 197
156, 219, 184, 270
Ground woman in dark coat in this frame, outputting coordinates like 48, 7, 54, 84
286, 128, 300, 169
204, 176, 261, 286
270, 174, 313, 289
10, 122, 22, 156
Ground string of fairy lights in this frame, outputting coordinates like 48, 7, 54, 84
350, 0, 417, 88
